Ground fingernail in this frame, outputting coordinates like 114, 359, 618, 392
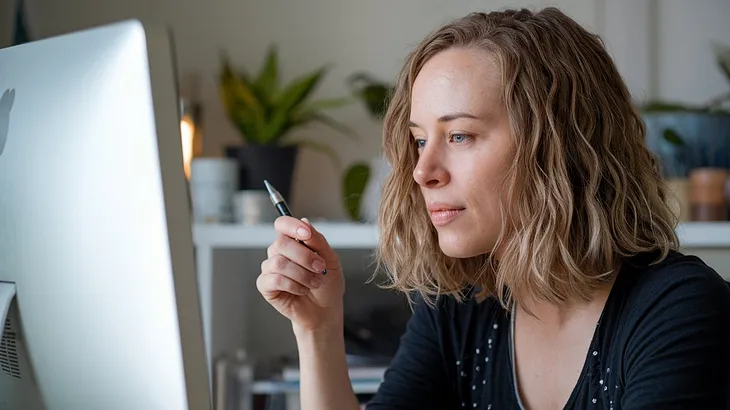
312, 260, 326, 273
311, 276, 323, 288
297, 227, 310, 238
301, 217, 310, 224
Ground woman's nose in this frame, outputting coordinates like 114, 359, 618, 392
413, 143, 450, 188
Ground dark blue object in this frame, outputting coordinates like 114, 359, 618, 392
643, 112, 730, 178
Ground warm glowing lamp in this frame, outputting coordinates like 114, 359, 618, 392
180, 98, 202, 180
180, 112, 195, 179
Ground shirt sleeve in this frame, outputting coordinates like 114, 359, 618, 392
621, 260, 730, 409
366, 294, 454, 410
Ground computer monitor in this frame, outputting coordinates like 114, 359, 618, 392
0, 20, 211, 409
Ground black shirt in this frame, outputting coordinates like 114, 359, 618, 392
367, 251, 730, 409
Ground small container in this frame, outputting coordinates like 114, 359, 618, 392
232, 190, 279, 225
214, 348, 254, 410
190, 158, 238, 223
689, 167, 729, 221
666, 178, 690, 222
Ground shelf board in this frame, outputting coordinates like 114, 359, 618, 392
193, 222, 378, 249
675, 222, 730, 248
252, 365, 386, 395
193, 221, 730, 249
252, 379, 382, 395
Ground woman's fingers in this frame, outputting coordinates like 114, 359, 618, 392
274, 215, 313, 242
260, 254, 323, 289
267, 233, 327, 274
273, 216, 339, 265
256, 270, 310, 297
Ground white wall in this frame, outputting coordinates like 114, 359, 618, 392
1, 0, 598, 219
1, 0, 728, 219
653, 0, 730, 105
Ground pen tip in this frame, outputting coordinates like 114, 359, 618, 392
264, 179, 284, 205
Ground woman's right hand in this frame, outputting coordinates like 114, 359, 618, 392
256, 216, 345, 333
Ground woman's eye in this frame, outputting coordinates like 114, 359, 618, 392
451, 134, 470, 143
415, 139, 426, 149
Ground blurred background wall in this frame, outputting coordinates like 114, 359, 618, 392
2, 0, 729, 219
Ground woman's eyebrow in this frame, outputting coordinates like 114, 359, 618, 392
409, 111, 482, 128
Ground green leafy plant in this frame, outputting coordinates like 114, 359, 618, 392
663, 129, 685, 146
219, 45, 357, 167
347, 72, 394, 120
342, 163, 371, 221
340, 72, 394, 221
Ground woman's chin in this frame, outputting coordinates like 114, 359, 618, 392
437, 232, 489, 259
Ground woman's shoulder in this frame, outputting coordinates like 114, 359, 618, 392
608, 250, 730, 341
618, 250, 730, 307
599, 250, 730, 406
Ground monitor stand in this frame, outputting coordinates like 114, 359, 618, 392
0, 282, 15, 342
0, 281, 45, 409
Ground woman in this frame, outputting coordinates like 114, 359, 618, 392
256, 7, 730, 409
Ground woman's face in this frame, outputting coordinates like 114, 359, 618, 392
410, 47, 515, 259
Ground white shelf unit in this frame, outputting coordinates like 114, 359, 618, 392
192, 221, 730, 387
192, 222, 382, 375
194, 221, 730, 249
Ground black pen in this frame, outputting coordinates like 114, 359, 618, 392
264, 180, 326, 275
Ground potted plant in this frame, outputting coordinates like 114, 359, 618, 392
342, 73, 394, 222
219, 45, 356, 200
643, 41, 730, 175
642, 42, 730, 221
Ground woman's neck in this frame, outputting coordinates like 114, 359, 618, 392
516, 276, 616, 328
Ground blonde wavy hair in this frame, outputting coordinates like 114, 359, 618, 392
374, 7, 680, 309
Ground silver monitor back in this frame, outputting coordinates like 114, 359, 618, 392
0, 20, 211, 409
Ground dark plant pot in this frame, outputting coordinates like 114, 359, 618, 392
225, 145, 299, 200
643, 112, 730, 178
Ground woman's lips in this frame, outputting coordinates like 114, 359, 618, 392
429, 208, 465, 226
